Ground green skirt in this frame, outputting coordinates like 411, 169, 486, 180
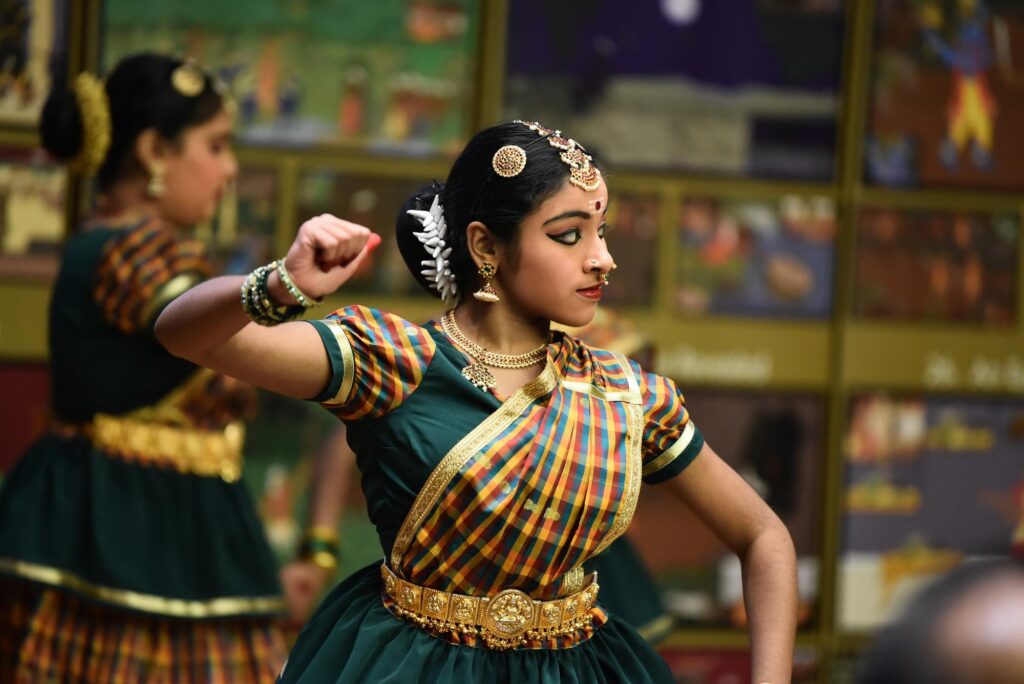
279, 563, 674, 683
0, 434, 281, 616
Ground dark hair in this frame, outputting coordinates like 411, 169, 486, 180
395, 121, 601, 300
40, 53, 225, 192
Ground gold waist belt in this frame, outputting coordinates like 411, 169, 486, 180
51, 414, 244, 482
380, 563, 600, 650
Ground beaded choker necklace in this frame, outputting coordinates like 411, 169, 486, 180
440, 310, 548, 391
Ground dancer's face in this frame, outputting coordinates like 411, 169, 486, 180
158, 107, 237, 228
498, 177, 613, 328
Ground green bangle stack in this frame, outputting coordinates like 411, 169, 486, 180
298, 527, 340, 572
240, 260, 304, 326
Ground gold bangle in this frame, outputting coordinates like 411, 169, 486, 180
305, 526, 339, 544
308, 550, 338, 572
276, 259, 319, 309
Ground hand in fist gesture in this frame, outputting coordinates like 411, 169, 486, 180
282, 214, 381, 301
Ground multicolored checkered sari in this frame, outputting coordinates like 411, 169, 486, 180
308, 307, 704, 648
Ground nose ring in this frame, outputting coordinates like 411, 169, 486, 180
600, 272, 609, 286
590, 259, 599, 267
610, 262, 618, 271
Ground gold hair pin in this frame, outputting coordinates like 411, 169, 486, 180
171, 60, 205, 97
492, 145, 527, 177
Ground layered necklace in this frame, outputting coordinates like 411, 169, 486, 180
440, 310, 548, 392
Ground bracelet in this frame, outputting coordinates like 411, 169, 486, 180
276, 259, 320, 309
297, 527, 340, 572
240, 260, 304, 326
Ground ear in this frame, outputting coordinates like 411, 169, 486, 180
465, 220, 500, 268
134, 128, 171, 174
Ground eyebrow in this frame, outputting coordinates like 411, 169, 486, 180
542, 210, 592, 226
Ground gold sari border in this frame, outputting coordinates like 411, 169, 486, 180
642, 421, 697, 478
321, 320, 356, 407
390, 362, 558, 569
0, 557, 284, 618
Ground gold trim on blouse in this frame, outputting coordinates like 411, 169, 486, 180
141, 271, 203, 327
321, 320, 356, 407
642, 421, 697, 478
559, 379, 641, 404
0, 558, 284, 618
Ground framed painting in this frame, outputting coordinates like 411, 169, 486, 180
838, 393, 1024, 631
0, 0, 69, 127
853, 207, 1018, 326
102, 0, 479, 155
866, 0, 1024, 190
674, 195, 836, 318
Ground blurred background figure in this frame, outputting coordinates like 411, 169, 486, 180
856, 558, 1024, 684
0, 53, 289, 683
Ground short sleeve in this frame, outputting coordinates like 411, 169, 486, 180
636, 363, 705, 485
93, 221, 211, 334
305, 305, 436, 421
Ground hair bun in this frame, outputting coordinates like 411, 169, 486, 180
40, 88, 84, 162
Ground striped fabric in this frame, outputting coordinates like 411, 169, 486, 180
310, 306, 437, 420
93, 219, 211, 334
400, 336, 701, 602
1, 578, 285, 684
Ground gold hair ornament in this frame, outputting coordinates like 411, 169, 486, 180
407, 195, 458, 303
513, 120, 602, 192
70, 73, 111, 176
211, 74, 238, 116
492, 145, 527, 177
171, 60, 205, 97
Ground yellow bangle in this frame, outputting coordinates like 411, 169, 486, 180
305, 526, 339, 544
309, 550, 338, 572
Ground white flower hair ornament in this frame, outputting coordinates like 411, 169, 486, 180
407, 195, 458, 303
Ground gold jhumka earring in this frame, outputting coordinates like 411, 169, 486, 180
473, 262, 500, 303
147, 163, 166, 198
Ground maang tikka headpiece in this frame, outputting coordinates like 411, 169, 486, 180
491, 120, 602, 192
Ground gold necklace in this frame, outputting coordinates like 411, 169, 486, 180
440, 310, 548, 391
